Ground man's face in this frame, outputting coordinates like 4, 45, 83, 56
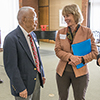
24, 9, 38, 32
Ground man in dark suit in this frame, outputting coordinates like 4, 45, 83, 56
3, 6, 45, 100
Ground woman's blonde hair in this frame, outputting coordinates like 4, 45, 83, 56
62, 4, 83, 24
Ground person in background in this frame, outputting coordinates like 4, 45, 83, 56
97, 54, 100, 66
3, 6, 45, 100
0, 79, 3, 83
0, 49, 3, 84
55, 4, 98, 100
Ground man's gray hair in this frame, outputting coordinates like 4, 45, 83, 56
17, 6, 35, 24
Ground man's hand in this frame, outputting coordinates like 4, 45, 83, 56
98, 58, 100, 65
19, 89, 28, 99
42, 77, 46, 84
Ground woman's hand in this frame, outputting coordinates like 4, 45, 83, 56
68, 61, 76, 66
69, 55, 81, 66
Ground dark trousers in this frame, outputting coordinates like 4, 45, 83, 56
56, 71, 89, 100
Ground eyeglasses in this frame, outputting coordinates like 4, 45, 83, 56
26, 16, 38, 21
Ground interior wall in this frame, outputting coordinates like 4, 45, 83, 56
19, 0, 83, 31
22, 0, 38, 14
49, 0, 82, 30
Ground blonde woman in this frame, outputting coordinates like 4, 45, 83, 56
55, 4, 98, 100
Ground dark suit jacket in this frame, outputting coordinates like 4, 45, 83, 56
3, 26, 45, 96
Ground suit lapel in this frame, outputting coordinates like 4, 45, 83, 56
72, 26, 84, 44
16, 26, 34, 64
30, 31, 41, 64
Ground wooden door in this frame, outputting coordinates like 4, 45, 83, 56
39, 0, 49, 31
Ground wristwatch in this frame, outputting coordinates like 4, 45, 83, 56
81, 57, 85, 64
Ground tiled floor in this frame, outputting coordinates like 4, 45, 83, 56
0, 42, 100, 100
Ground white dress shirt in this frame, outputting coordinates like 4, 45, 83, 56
19, 25, 36, 63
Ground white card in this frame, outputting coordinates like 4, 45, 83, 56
36, 42, 39, 48
59, 34, 66, 39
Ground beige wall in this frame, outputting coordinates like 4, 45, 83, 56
49, 0, 82, 30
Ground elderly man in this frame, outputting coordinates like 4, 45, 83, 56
3, 6, 45, 100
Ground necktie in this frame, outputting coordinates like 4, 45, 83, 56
28, 33, 40, 73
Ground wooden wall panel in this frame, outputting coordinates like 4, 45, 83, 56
39, 0, 49, 6
39, 7, 49, 30
22, 0, 38, 13
19, 0, 22, 8
38, 0, 49, 42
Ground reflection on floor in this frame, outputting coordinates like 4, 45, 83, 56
0, 42, 100, 100
40, 49, 55, 56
